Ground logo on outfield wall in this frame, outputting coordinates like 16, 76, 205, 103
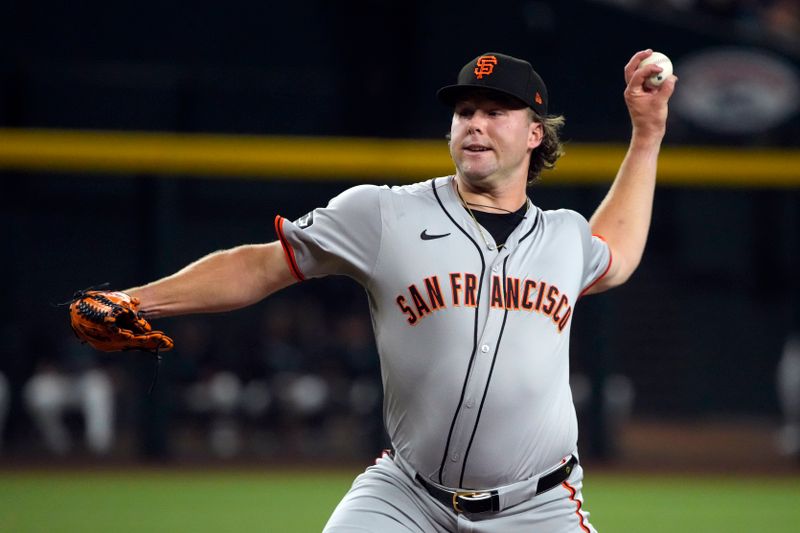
295, 211, 314, 229
673, 47, 799, 135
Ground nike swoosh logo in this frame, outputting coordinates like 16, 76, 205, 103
420, 229, 451, 241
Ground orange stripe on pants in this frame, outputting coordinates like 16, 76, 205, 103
562, 481, 591, 533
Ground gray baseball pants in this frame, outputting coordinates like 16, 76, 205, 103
324, 452, 597, 533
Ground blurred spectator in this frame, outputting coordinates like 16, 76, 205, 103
172, 302, 343, 458
262, 300, 336, 455
23, 338, 115, 455
238, 300, 382, 458
171, 319, 246, 458
776, 333, 800, 458
334, 313, 384, 454
184, 370, 243, 458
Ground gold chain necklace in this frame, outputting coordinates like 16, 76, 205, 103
454, 178, 530, 251
454, 180, 496, 251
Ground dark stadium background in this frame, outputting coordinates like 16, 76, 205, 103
1, 0, 798, 475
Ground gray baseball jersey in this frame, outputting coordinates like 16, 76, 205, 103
275, 176, 610, 490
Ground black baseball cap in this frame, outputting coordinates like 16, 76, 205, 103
437, 52, 548, 115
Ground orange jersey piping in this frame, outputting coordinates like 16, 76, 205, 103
579, 233, 612, 298
274, 215, 305, 282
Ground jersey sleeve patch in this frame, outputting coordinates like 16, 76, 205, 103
272, 185, 383, 284
274, 215, 306, 282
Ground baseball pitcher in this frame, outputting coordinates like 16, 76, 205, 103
69, 50, 676, 532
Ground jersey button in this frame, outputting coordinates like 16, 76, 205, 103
451, 452, 460, 462
465, 400, 474, 408
492, 265, 499, 272
480, 344, 490, 353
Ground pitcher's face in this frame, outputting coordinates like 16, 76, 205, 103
449, 95, 542, 188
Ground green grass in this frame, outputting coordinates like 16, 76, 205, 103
0, 469, 798, 532
0, 470, 354, 533
585, 475, 800, 533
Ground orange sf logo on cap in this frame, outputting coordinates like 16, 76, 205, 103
535, 92, 543, 105
474, 56, 498, 79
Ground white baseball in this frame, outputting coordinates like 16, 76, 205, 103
638, 51, 673, 87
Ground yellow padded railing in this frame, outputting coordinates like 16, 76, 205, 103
0, 128, 798, 186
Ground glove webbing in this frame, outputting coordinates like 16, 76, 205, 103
60, 284, 165, 395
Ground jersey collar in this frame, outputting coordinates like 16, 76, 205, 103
441, 175, 541, 253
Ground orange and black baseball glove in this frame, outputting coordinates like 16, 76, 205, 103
68, 288, 174, 353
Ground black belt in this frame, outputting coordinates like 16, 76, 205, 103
415, 455, 578, 514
